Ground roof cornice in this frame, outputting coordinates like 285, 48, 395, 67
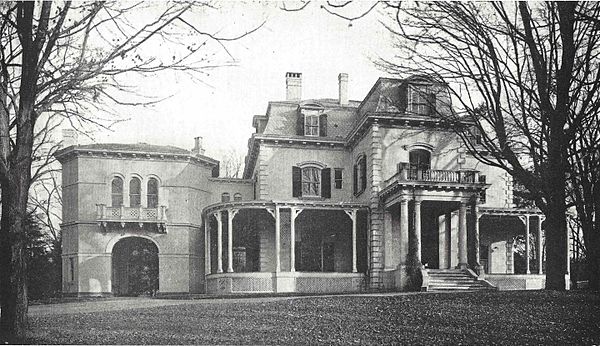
54, 146, 219, 168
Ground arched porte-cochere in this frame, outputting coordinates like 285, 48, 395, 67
112, 237, 159, 296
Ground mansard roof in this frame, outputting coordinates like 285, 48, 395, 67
261, 98, 361, 140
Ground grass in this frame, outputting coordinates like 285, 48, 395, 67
27, 290, 600, 345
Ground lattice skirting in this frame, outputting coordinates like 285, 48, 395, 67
486, 275, 545, 290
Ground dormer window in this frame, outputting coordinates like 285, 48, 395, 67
305, 113, 320, 136
408, 85, 436, 116
296, 106, 327, 137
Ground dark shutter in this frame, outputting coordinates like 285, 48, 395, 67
353, 164, 358, 194
319, 114, 328, 137
321, 168, 331, 198
398, 83, 408, 113
292, 166, 302, 197
296, 112, 305, 136
360, 158, 367, 191
428, 93, 437, 115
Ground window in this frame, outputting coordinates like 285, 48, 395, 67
353, 155, 367, 195
129, 177, 141, 207
334, 168, 343, 189
233, 193, 242, 201
111, 177, 123, 207
296, 108, 327, 137
479, 175, 487, 203
305, 114, 319, 136
221, 193, 230, 202
147, 178, 159, 208
409, 149, 431, 171
292, 165, 331, 198
409, 85, 436, 115
302, 167, 321, 196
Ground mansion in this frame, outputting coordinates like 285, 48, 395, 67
56, 72, 559, 296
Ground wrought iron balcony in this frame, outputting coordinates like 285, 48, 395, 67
96, 204, 168, 233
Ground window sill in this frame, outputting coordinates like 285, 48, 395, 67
298, 196, 326, 201
354, 189, 365, 197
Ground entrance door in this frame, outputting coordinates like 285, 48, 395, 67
112, 237, 159, 296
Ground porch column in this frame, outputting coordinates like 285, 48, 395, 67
290, 208, 303, 272
344, 209, 358, 273
214, 211, 223, 273
205, 218, 211, 275
227, 209, 238, 273
538, 216, 544, 274
525, 215, 531, 274
275, 206, 281, 273
399, 198, 409, 265
472, 203, 482, 272
412, 200, 422, 266
458, 202, 468, 269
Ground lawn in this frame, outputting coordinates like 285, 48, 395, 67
27, 291, 600, 345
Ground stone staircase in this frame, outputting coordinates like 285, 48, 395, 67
426, 269, 496, 292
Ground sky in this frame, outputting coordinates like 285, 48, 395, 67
88, 2, 395, 161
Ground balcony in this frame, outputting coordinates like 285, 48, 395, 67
96, 204, 168, 233
381, 167, 488, 202
403, 168, 481, 184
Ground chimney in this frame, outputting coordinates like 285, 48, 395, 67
192, 136, 205, 155
62, 129, 77, 148
338, 73, 348, 106
286, 72, 302, 101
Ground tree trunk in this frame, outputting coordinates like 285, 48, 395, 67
0, 175, 31, 342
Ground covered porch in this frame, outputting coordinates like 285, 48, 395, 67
202, 200, 369, 294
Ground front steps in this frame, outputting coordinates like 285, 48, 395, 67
426, 269, 496, 292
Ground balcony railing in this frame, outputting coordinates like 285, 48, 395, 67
392, 166, 484, 185
405, 169, 478, 183
96, 204, 167, 233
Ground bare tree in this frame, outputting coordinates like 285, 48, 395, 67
0, 1, 262, 341
220, 147, 245, 178
368, 1, 600, 291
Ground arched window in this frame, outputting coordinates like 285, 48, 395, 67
233, 193, 242, 201
292, 163, 331, 198
301, 167, 321, 196
129, 177, 141, 207
111, 177, 123, 207
147, 178, 159, 208
221, 193, 230, 202
353, 154, 367, 195
409, 149, 431, 171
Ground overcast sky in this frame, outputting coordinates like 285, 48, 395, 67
90, 2, 394, 160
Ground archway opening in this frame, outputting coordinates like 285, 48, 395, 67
112, 237, 159, 296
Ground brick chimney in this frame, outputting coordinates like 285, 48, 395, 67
338, 73, 348, 106
192, 136, 205, 155
62, 129, 77, 147
286, 72, 302, 101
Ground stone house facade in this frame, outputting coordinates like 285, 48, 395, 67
56, 72, 550, 296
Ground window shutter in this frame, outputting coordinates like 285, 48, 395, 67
428, 93, 437, 115
353, 164, 358, 194
319, 114, 328, 137
296, 112, 305, 136
398, 83, 408, 113
321, 168, 331, 198
360, 158, 367, 191
292, 166, 302, 197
